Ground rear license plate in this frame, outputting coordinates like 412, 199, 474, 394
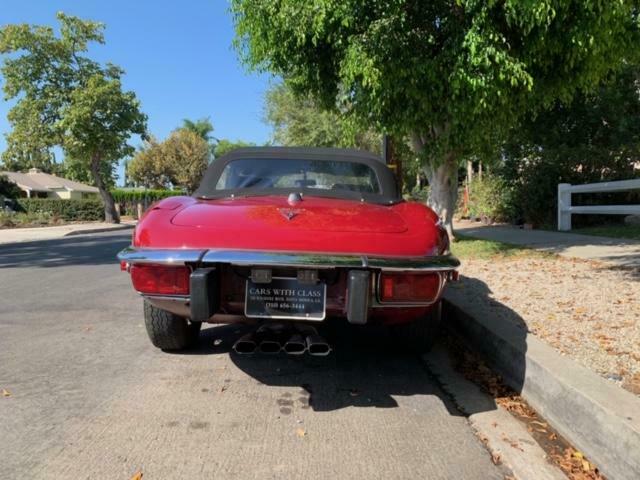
244, 277, 326, 321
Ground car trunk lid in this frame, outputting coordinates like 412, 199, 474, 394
171, 195, 407, 234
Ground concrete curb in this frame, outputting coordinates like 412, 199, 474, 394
442, 298, 640, 480
63, 224, 134, 237
424, 345, 566, 480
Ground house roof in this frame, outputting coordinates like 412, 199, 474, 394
1, 169, 99, 193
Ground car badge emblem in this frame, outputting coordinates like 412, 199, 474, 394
279, 208, 300, 221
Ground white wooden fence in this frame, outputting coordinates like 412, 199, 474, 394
557, 179, 640, 231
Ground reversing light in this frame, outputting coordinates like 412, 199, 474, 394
130, 264, 190, 295
379, 273, 441, 303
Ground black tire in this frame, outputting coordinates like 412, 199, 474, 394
143, 301, 201, 351
396, 301, 442, 353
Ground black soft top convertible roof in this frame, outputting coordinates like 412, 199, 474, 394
193, 147, 401, 205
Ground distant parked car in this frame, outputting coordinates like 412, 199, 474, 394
118, 147, 459, 354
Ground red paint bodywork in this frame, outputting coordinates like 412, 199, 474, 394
133, 195, 445, 257
131, 195, 449, 325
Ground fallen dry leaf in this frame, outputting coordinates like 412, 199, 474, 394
296, 428, 306, 438
130, 471, 143, 480
2, 389, 10, 397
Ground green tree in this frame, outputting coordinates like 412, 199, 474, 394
231, 0, 639, 236
127, 138, 168, 189
0, 13, 147, 222
213, 138, 256, 158
182, 117, 215, 142
1, 144, 57, 173
182, 117, 217, 158
128, 130, 209, 192
0, 174, 22, 199
498, 66, 640, 226
265, 83, 381, 153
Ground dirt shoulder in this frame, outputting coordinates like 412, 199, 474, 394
450, 236, 640, 396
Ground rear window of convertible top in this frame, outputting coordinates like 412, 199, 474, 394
214, 158, 381, 194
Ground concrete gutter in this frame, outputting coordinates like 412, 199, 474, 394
442, 296, 640, 480
63, 223, 134, 237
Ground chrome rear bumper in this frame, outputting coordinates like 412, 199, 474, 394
117, 247, 460, 272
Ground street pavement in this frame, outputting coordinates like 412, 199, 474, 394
0, 231, 507, 479
0, 221, 134, 245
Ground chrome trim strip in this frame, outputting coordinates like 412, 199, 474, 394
203, 250, 365, 269
366, 256, 460, 272
140, 294, 190, 301
203, 250, 460, 272
117, 246, 206, 265
118, 246, 460, 272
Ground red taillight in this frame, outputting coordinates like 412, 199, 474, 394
130, 264, 190, 295
379, 273, 441, 303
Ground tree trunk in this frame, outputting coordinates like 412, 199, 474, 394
411, 134, 458, 240
90, 153, 120, 224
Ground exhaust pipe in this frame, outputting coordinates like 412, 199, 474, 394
256, 323, 285, 354
233, 332, 258, 354
283, 333, 307, 355
306, 334, 331, 356
258, 338, 282, 354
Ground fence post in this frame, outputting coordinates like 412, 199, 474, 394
136, 202, 144, 220
558, 183, 572, 231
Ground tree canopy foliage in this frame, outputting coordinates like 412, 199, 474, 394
213, 138, 256, 158
232, 0, 639, 235
0, 13, 147, 222
128, 129, 209, 192
498, 65, 640, 226
264, 83, 381, 153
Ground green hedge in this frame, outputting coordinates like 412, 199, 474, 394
16, 198, 104, 221
110, 189, 181, 203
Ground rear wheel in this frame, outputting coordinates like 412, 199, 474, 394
396, 301, 442, 353
143, 300, 201, 351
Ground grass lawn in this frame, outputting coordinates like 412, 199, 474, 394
451, 234, 551, 260
571, 224, 640, 241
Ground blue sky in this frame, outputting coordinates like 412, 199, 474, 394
0, 0, 274, 184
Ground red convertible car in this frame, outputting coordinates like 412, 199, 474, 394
118, 147, 459, 354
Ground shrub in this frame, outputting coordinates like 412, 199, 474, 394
406, 185, 430, 203
467, 175, 517, 223
110, 189, 180, 203
0, 210, 54, 228
16, 198, 104, 222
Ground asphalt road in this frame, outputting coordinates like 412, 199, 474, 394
0, 231, 507, 480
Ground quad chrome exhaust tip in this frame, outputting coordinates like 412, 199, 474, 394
232, 324, 331, 356
305, 334, 332, 356
233, 332, 258, 354
283, 333, 307, 355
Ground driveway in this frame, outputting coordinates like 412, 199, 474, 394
0, 231, 506, 479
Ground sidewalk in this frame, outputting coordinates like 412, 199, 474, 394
0, 221, 135, 245
455, 220, 640, 267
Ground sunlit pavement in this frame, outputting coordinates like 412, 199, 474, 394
0, 231, 506, 479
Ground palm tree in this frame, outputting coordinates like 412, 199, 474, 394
181, 118, 216, 143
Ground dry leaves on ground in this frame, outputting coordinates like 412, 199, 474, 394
448, 335, 605, 480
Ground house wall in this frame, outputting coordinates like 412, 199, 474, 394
47, 190, 72, 199
45, 190, 98, 199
